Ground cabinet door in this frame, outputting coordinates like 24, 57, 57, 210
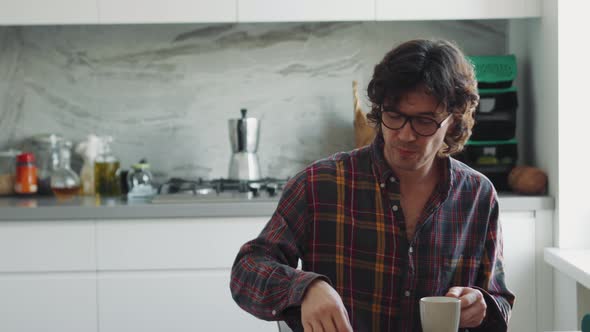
0, 220, 96, 272
238, 0, 374, 22
99, 0, 237, 24
500, 211, 536, 332
0, 0, 98, 24
0, 274, 97, 332
98, 270, 276, 332
376, 0, 540, 20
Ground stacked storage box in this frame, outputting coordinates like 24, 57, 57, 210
457, 55, 519, 191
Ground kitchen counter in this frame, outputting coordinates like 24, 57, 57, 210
544, 248, 590, 289
0, 194, 555, 220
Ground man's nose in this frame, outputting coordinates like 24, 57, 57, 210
397, 120, 416, 141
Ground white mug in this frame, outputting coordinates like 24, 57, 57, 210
420, 296, 461, 332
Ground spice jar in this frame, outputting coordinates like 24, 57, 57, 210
14, 153, 38, 195
0, 149, 20, 195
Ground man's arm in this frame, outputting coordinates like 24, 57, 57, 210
229, 171, 327, 322
472, 194, 516, 331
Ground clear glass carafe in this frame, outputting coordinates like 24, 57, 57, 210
50, 141, 81, 200
30, 134, 63, 195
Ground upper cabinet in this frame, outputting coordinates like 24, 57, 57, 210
376, 0, 541, 20
0, 0, 99, 25
238, 0, 374, 22
98, 0, 237, 24
0, 0, 541, 25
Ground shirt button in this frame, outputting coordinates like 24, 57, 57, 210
389, 177, 396, 182
404, 290, 410, 297
392, 205, 399, 212
380, 183, 385, 188
272, 310, 277, 316
409, 247, 414, 253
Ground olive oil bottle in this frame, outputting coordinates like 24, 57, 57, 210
94, 136, 121, 197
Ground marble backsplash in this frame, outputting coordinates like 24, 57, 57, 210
0, 21, 507, 180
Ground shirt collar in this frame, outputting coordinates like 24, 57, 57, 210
370, 134, 396, 185
370, 134, 455, 197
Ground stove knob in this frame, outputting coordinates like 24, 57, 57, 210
266, 183, 279, 196
248, 182, 261, 197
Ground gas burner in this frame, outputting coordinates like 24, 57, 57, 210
157, 177, 289, 198
158, 178, 214, 195
209, 177, 289, 196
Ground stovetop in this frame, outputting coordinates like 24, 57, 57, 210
151, 177, 289, 204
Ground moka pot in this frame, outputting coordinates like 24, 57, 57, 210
228, 109, 261, 180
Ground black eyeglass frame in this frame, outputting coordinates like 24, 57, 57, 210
380, 105, 452, 137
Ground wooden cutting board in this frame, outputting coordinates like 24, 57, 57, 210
353, 80, 376, 148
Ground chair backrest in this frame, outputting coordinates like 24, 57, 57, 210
277, 321, 294, 332
582, 314, 590, 332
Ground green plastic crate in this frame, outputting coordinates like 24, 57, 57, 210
469, 55, 517, 89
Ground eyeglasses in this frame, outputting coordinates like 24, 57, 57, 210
380, 105, 452, 137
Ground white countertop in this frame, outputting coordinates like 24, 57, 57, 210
544, 247, 590, 289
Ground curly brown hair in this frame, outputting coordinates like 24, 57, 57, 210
366, 39, 479, 156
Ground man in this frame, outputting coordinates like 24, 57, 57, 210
230, 39, 515, 332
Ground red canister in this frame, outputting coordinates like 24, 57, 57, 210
14, 153, 38, 194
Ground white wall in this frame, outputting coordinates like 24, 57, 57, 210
508, 13, 556, 331
559, 0, 590, 327
533, 0, 590, 329
557, 0, 590, 251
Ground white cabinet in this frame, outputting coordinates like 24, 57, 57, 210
95, 217, 272, 332
500, 209, 553, 332
0, 274, 97, 332
98, 0, 237, 24
0, 0, 98, 25
98, 270, 276, 332
376, 0, 540, 20
0, 0, 542, 25
0, 210, 552, 331
501, 211, 536, 332
238, 0, 374, 22
0, 221, 98, 332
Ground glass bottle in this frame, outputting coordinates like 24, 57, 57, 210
50, 141, 81, 200
0, 149, 20, 195
94, 136, 121, 197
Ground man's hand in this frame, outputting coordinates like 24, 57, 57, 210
445, 286, 487, 328
301, 279, 353, 332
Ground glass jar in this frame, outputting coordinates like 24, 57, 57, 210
0, 149, 20, 195
50, 141, 81, 200
126, 159, 156, 199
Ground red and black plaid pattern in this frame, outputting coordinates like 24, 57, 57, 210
231, 135, 514, 332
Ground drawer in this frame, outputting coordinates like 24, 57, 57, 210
96, 217, 268, 270
0, 221, 96, 272
0, 274, 97, 332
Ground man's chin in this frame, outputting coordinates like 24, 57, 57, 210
391, 158, 421, 171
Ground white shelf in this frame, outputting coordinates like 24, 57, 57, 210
544, 248, 590, 289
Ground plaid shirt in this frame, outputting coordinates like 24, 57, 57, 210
231, 135, 514, 332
